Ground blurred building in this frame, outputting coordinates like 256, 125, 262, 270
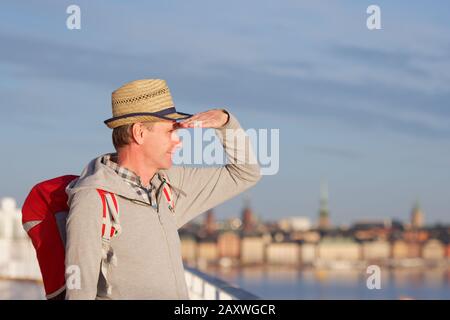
278, 217, 311, 232
403, 229, 429, 242
407, 242, 422, 259
446, 241, 450, 259
422, 239, 445, 260
391, 240, 422, 259
317, 237, 360, 261
266, 242, 300, 265
196, 236, 219, 264
0, 198, 24, 240
241, 198, 256, 234
299, 242, 317, 265
352, 220, 391, 241
361, 240, 391, 261
217, 231, 240, 262
270, 230, 290, 243
0, 197, 40, 279
203, 209, 217, 236
240, 236, 265, 265
391, 240, 409, 259
291, 230, 321, 243
179, 231, 197, 265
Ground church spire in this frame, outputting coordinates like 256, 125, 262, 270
411, 197, 424, 229
242, 195, 255, 233
318, 180, 330, 229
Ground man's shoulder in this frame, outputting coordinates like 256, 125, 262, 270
161, 166, 186, 186
67, 188, 105, 210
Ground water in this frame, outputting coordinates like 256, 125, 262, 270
205, 266, 450, 300
0, 280, 45, 300
1, 266, 450, 299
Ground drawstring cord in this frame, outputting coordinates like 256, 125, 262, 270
155, 173, 186, 213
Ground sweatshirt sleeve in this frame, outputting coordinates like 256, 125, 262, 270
167, 110, 262, 229
65, 189, 103, 300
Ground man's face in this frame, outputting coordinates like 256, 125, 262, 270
141, 120, 181, 169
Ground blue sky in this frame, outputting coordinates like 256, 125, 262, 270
1, 1, 449, 225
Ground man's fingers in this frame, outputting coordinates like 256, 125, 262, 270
178, 118, 215, 128
179, 110, 223, 128
180, 112, 206, 123
181, 114, 211, 125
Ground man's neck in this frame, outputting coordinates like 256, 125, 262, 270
116, 149, 158, 187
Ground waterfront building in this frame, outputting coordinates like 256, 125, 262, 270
446, 241, 450, 258
406, 241, 422, 259
217, 231, 240, 261
299, 242, 317, 265
266, 242, 300, 265
179, 232, 197, 265
240, 236, 265, 265
317, 237, 360, 261
391, 240, 409, 259
361, 240, 391, 261
422, 239, 445, 260
196, 236, 219, 264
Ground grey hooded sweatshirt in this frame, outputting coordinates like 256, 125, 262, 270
64, 112, 261, 299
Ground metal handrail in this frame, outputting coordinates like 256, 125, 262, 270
184, 266, 260, 300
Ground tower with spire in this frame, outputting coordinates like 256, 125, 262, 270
318, 181, 330, 230
410, 199, 424, 229
241, 196, 255, 234
204, 209, 217, 236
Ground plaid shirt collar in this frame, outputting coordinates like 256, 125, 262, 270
101, 153, 156, 205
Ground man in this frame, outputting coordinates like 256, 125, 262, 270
65, 79, 261, 299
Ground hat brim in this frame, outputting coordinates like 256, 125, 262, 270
104, 110, 193, 128
162, 112, 193, 120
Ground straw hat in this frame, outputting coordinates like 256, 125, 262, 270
104, 79, 192, 128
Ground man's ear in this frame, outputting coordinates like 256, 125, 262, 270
131, 123, 145, 145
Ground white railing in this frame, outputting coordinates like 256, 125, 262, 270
184, 266, 259, 300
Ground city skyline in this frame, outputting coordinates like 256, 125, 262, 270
190, 184, 442, 227
0, 188, 444, 228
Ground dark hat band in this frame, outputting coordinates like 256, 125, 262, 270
104, 107, 192, 125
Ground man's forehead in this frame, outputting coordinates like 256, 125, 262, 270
155, 119, 178, 128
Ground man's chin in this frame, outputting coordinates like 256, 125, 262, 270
164, 162, 173, 169
160, 156, 173, 169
